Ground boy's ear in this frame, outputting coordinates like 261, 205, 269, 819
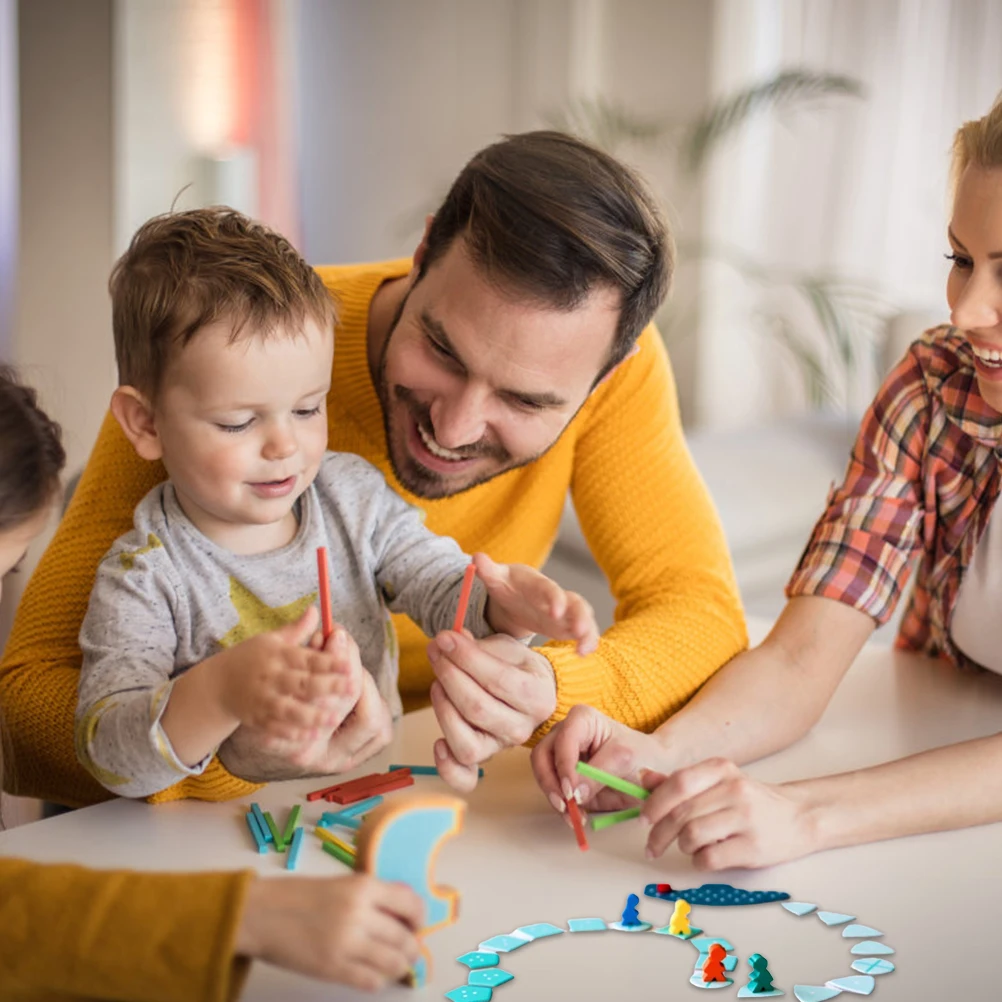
110, 386, 163, 461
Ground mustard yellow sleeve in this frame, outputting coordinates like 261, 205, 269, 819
537, 327, 748, 736
0, 412, 259, 806
0, 857, 252, 1002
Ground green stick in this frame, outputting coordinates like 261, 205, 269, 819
321, 838, 357, 868
575, 761, 649, 800
590, 806, 642, 831
263, 811, 286, 851
281, 804, 302, 846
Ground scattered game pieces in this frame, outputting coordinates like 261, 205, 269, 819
792, 986, 841, 1002
285, 826, 305, 870
244, 810, 268, 853
849, 941, 893, 956
691, 937, 735, 953
645, 883, 791, 906
478, 935, 532, 954
355, 792, 465, 988
701, 944, 733, 984
826, 975, 875, 995
850, 958, 894, 976
444, 988, 492, 1002
816, 911, 855, 926
388, 763, 484, 778
317, 546, 334, 642
841, 924, 882, 938
469, 969, 514, 987
453, 563, 477, 632
567, 917, 607, 932
513, 923, 564, 941
575, 760, 649, 800
456, 952, 500, 970
744, 953, 779, 995
782, 902, 818, 916
590, 807, 642, 830
565, 795, 589, 850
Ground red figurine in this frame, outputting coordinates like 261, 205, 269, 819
702, 943, 729, 983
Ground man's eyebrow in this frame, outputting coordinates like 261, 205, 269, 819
949, 227, 1002, 260
419, 309, 569, 407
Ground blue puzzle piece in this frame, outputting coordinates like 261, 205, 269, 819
457, 952, 500, 970
609, 920, 652, 932
568, 917, 607, 932
653, 924, 702, 939
782, 901, 817, 916
445, 988, 492, 1002
792, 987, 840, 1002
816, 911, 854, 926
694, 954, 738, 972
851, 958, 895, 976
469, 969, 514, 988
690, 974, 733, 990
842, 924, 882, 938
850, 941, 894, 956
827, 975, 875, 995
691, 937, 734, 952
514, 922, 564, 941
478, 935, 530, 953
737, 988, 785, 998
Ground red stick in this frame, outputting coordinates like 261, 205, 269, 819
323, 768, 411, 799
566, 796, 589, 851
452, 563, 477, 632
317, 546, 334, 643
329, 772, 414, 805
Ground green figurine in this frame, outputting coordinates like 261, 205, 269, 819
746, 954, 776, 993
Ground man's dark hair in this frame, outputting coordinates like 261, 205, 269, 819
420, 130, 673, 379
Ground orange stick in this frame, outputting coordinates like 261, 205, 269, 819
566, 796, 589, 851
317, 546, 334, 643
330, 772, 414, 805
452, 563, 477, 632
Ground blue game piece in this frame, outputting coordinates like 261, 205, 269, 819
792, 987, 840, 1002
456, 952, 500, 970
782, 901, 817, 916
514, 923, 564, 941
621, 892, 640, 925
850, 941, 894, 956
469, 969, 514, 987
284, 826, 305, 870
827, 975, 875, 995
841, 924, 882, 938
851, 958, 895, 976
478, 935, 531, 953
816, 911, 854, 926
567, 917, 607, 932
445, 987, 492, 1002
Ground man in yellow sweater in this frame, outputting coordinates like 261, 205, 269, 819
0, 131, 747, 806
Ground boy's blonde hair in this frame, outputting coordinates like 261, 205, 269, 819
109, 207, 336, 401
951, 91, 1002, 188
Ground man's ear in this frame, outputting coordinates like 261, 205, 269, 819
110, 386, 163, 461
410, 214, 435, 277
593, 342, 642, 391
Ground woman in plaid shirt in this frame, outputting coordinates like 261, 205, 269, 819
533, 93, 1002, 869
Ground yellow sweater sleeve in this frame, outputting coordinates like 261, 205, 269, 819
0, 412, 260, 806
536, 328, 748, 736
0, 858, 251, 1002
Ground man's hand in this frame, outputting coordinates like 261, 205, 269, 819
474, 552, 599, 655
427, 630, 557, 792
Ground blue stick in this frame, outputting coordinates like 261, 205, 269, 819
285, 826, 306, 870
250, 802, 273, 842
245, 810, 268, 853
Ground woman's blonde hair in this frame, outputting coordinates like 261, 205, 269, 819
952, 91, 1002, 188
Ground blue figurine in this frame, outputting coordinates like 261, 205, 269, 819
621, 893, 641, 926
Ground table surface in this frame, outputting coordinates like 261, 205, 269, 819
2, 619, 1001, 1001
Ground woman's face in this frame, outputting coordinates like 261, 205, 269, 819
0, 507, 51, 605
947, 165, 1002, 414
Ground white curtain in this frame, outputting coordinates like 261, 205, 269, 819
697, 0, 1002, 429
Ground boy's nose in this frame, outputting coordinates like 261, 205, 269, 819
262, 426, 297, 460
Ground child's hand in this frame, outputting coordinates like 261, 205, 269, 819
474, 552, 599, 655
236, 873, 424, 990
213, 606, 360, 745
530, 703, 672, 814
638, 759, 815, 870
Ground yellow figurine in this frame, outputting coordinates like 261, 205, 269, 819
669, 898, 692, 936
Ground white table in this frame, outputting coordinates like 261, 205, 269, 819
2, 623, 1001, 1001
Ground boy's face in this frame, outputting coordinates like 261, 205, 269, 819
153, 317, 332, 543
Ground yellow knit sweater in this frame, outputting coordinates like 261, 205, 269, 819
0, 858, 250, 1000
0, 258, 747, 806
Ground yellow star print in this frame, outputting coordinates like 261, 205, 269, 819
218, 576, 318, 649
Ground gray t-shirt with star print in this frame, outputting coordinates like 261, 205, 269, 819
76, 451, 488, 798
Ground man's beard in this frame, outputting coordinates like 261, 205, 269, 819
374, 286, 550, 500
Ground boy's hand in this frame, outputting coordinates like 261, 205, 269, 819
474, 552, 599, 655
236, 873, 424, 991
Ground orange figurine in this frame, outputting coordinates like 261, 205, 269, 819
702, 943, 729, 983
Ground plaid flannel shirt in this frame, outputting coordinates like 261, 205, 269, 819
787, 326, 1002, 668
